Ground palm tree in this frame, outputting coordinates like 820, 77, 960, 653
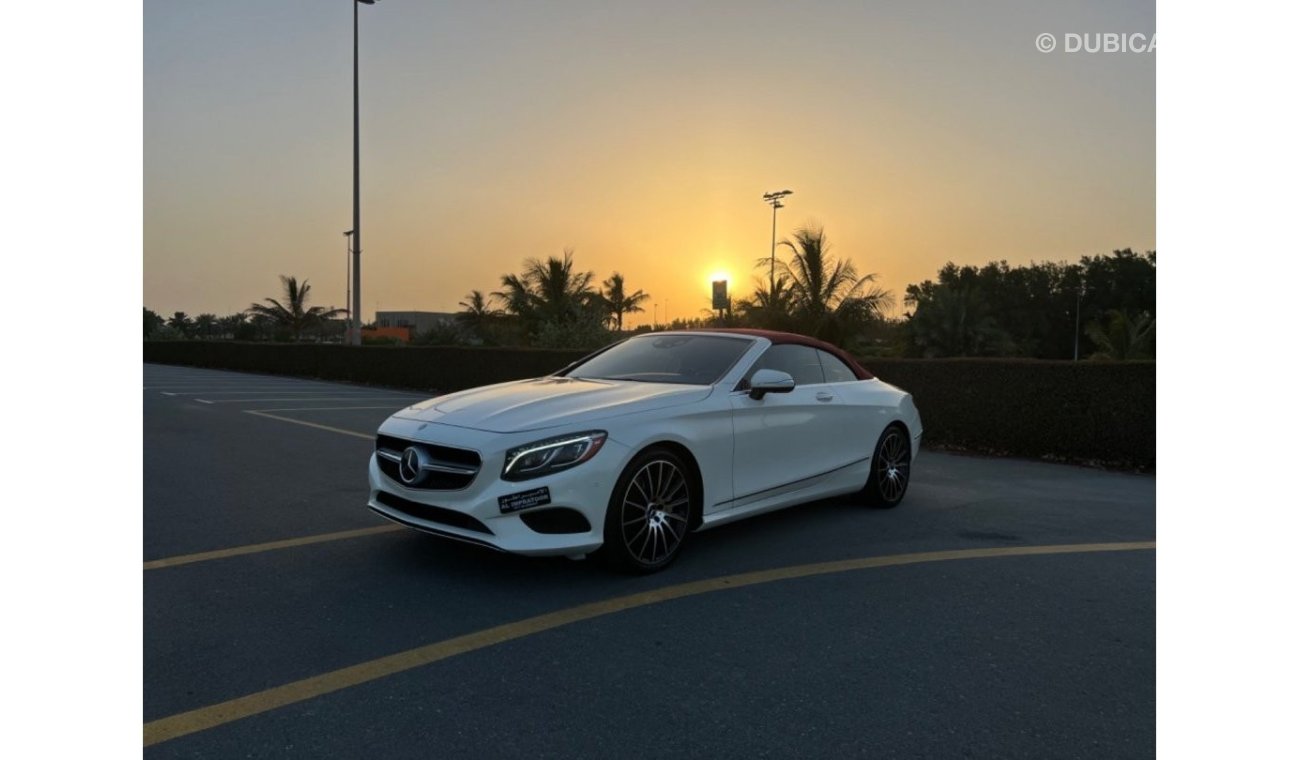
245, 275, 344, 342
493, 273, 535, 321
771, 226, 893, 342
247, 313, 274, 340
167, 311, 193, 337
523, 249, 597, 323
904, 284, 1012, 357
1085, 310, 1155, 360
194, 313, 218, 340
144, 308, 164, 339
494, 249, 600, 328
456, 290, 502, 335
735, 276, 796, 330
218, 313, 247, 339
600, 272, 650, 331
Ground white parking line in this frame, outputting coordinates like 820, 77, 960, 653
254, 406, 408, 412
146, 383, 345, 390
242, 410, 373, 439
145, 376, 270, 381
146, 377, 326, 382
162, 390, 425, 396
197, 397, 418, 404
145, 380, 320, 384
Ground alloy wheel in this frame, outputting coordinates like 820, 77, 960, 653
875, 428, 910, 503
620, 459, 690, 566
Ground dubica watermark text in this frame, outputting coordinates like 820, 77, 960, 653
1036, 33, 1156, 54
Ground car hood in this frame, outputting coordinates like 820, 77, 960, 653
392, 377, 713, 433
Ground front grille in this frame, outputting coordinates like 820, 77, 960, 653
375, 491, 493, 535
376, 434, 482, 490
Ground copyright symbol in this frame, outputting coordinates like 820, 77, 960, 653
1036, 33, 1056, 53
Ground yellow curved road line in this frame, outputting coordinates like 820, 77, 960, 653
144, 540, 1154, 747
143, 525, 403, 571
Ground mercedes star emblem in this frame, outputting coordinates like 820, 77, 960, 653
398, 446, 423, 485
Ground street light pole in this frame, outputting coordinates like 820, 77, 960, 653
762, 190, 793, 295
343, 230, 354, 339
350, 0, 377, 345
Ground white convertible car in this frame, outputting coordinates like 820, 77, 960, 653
368, 329, 922, 573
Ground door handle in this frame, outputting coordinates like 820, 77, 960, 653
815, 392, 834, 402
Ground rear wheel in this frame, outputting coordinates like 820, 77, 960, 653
600, 447, 694, 573
863, 425, 911, 508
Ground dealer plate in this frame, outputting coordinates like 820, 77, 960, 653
498, 486, 551, 514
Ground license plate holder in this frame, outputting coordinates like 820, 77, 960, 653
498, 486, 551, 514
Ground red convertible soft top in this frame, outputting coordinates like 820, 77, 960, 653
703, 328, 874, 380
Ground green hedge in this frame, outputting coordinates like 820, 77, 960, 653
866, 358, 1154, 471
144, 342, 1154, 470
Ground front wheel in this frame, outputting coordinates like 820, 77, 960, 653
600, 447, 695, 574
863, 425, 911, 508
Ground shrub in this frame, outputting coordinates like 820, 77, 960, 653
865, 358, 1154, 470
531, 315, 612, 350
146, 325, 186, 341
412, 322, 475, 346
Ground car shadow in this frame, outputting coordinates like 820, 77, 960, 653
374, 491, 888, 586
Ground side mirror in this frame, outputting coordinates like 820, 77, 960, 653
748, 369, 796, 399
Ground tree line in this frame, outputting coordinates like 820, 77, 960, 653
438, 249, 650, 350
144, 276, 344, 343
425, 226, 894, 351
901, 248, 1155, 360
144, 231, 1155, 360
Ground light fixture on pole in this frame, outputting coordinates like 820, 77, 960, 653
762, 189, 793, 295
350, 0, 378, 345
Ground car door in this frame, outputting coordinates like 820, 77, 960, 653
813, 347, 880, 455
728, 344, 846, 503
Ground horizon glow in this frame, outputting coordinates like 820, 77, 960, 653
145, 0, 1154, 327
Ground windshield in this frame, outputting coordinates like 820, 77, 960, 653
565, 334, 753, 385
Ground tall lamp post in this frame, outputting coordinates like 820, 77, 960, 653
762, 190, 793, 294
343, 230, 354, 340
350, 0, 378, 345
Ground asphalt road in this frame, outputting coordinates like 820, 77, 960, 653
143, 363, 1155, 758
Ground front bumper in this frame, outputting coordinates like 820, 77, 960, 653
366, 420, 629, 556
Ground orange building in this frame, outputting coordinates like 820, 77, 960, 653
359, 326, 413, 344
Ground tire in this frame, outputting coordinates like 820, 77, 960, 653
863, 425, 911, 508
600, 447, 695, 574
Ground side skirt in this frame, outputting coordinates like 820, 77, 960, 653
698, 458, 870, 531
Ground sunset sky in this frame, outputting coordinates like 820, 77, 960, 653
144, 0, 1154, 326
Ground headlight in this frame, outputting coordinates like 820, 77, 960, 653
502, 431, 607, 482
